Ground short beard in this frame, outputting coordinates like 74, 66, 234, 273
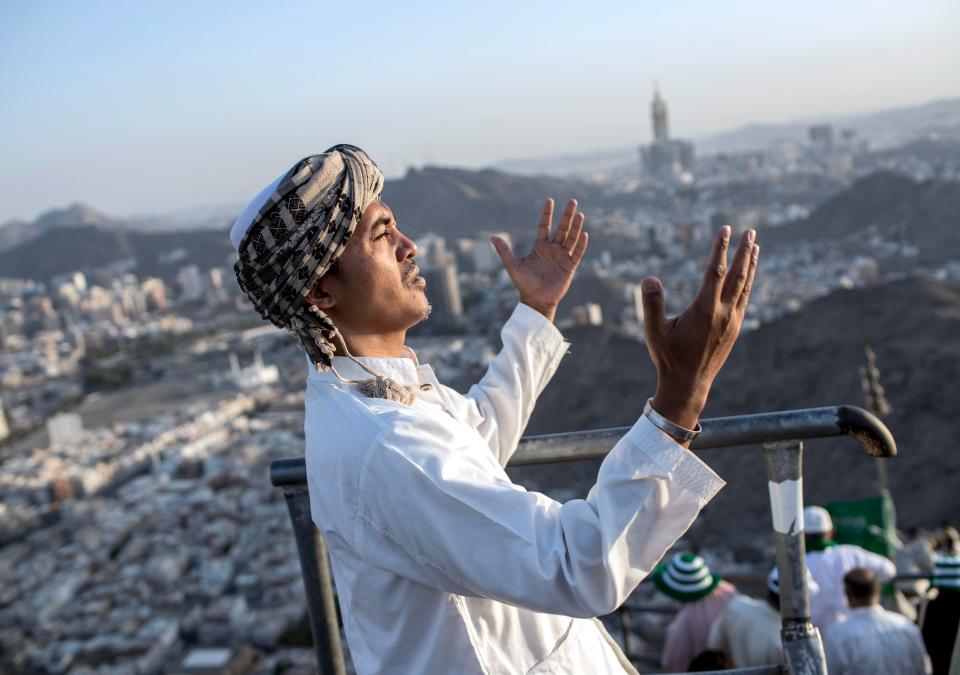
418, 303, 433, 322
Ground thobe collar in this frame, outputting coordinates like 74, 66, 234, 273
848, 604, 883, 615
307, 346, 424, 388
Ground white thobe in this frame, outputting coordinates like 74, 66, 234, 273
304, 303, 725, 674
806, 544, 896, 633
823, 605, 931, 674
707, 594, 783, 668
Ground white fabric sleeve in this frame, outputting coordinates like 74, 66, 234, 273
460, 303, 569, 466
353, 411, 724, 618
854, 547, 897, 580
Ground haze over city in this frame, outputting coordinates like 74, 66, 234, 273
1, 0, 958, 220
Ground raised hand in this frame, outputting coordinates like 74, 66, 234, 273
491, 198, 589, 322
642, 226, 759, 436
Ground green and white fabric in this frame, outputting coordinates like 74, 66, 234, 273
933, 552, 960, 588
654, 552, 721, 602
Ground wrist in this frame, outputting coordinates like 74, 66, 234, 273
520, 298, 557, 323
644, 398, 702, 446
651, 388, 705, 432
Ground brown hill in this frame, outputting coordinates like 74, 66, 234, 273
765, 172, 960, 265
0, 203, 118, 253
0, 224, 235, 284
517, 277, 960, 553
382, 166, 608, 239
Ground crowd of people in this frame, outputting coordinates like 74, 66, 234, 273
653, 507, 960, 674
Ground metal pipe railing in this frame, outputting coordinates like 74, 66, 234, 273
269, 404, 895, 674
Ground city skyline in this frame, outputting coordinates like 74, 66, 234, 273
1, 0, 958, 221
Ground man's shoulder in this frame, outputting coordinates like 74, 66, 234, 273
834, 543, 880, 557
729, 594, 765, 610
873, 607, 919, 632
305, 381, 476, 462
725, 594, 770, 621
304, 382, 413, 459
833, 607, 913, 638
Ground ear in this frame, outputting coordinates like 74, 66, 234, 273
304, 278, 336, 311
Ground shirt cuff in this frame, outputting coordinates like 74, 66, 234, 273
512, 302, 568, 352
625, 415, 726, 507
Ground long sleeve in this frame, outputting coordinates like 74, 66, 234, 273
457, 302, 569, 466
852, 546, 897, 579
352, 408, 724, 619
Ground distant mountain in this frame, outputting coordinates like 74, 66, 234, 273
0, 167, 619, 282
517, 277, 960, 554
697, 97, 960, 153
763, 171, 960, 264
0, 224, 235, 284
0, 204, 119, 252
5, 165, 956, 286
496, 147, 639, 179
123, 202, 245, 233
494, 97, 960, 177
382, 166, 609, 240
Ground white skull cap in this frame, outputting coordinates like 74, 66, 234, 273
230, 172, 285, 251
768, 565, 820, 595
803, 505, 834, 535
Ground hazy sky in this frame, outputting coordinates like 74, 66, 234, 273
1, 0, 958, 222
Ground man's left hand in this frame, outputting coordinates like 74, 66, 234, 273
491, 198, 589, 323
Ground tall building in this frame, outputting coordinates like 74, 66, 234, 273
176, 265, 205, 303
808, 124, 834, 152
0, 398, 9, 442
422, 262, 463, 329
640, 84, 695, 181
652, 84, 670, 142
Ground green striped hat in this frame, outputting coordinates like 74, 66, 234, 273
653, 552, 721, 602
933, 553, 960, 589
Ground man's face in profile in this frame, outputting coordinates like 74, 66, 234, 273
310, 199, 431, 335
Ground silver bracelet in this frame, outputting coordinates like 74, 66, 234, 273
644, 398, 702, 442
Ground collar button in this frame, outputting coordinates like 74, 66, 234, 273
419, 383, 434, 392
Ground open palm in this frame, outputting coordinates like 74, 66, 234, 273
491, 199, 589, 318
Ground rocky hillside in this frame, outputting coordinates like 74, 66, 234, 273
0, 168, 611, 283
764, 172, 960, 265
516, 277, 960, 554
381, 166, 608, 239
0, 223, 235, 284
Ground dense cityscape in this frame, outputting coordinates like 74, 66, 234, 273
1, 89, 959, 672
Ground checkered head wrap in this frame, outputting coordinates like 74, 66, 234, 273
232, 145, 415, 404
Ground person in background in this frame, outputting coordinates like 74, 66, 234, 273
935, 522, 957, 552
706, 566, 799, 669
897, 527, 936, 610
922, 527, 960, 674
654, 552, 736, 673
823, 567, 931, 674
804, 505, 896, 632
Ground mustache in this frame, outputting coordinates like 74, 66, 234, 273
404, 262, 419, 282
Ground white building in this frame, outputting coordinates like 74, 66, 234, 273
47, 413, 84, 446
228, 351, 279, 390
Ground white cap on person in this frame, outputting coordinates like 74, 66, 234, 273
803, 506, 833, 534
768, 566, 820, 595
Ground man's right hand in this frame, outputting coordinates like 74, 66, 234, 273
642, 226, 759, 437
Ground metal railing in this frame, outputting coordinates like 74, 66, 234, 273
269, 404, 896, 674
